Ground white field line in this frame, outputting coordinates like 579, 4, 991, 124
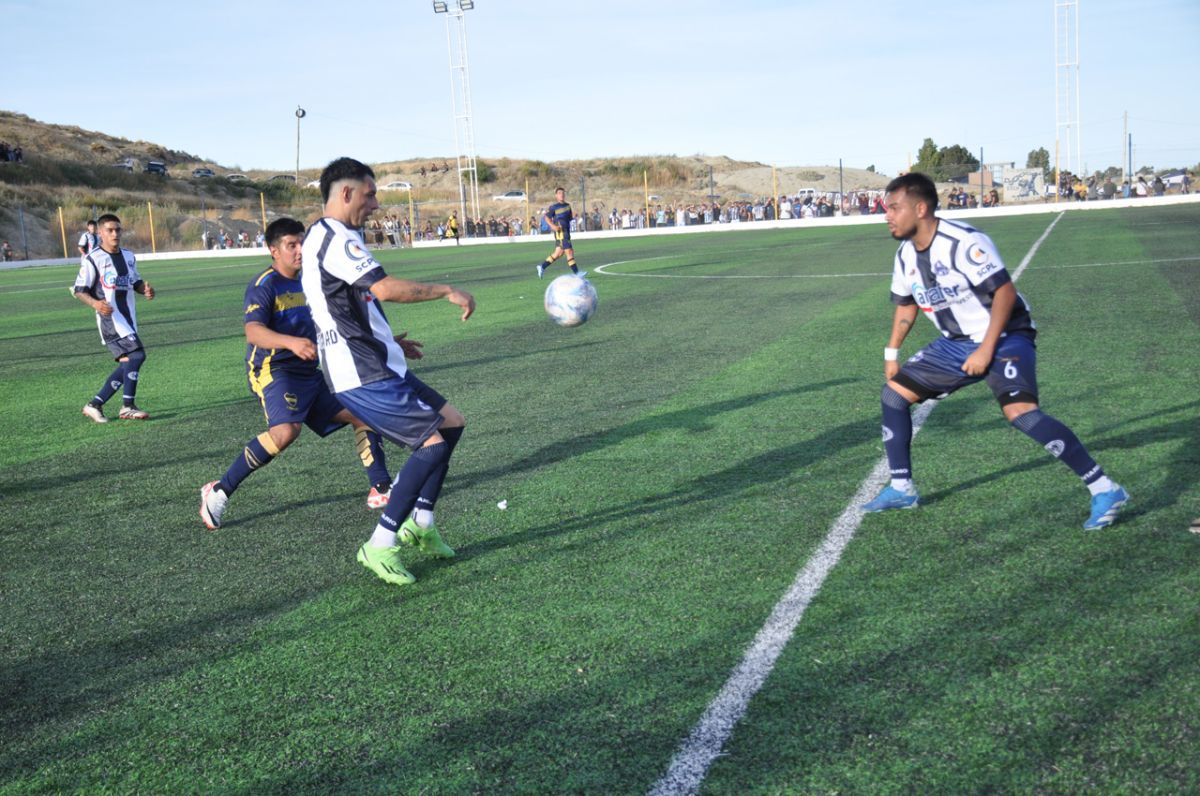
647, 213, 1064, 796
3, 252, 1194, 297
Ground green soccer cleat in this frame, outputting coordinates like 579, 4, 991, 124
398, 517, 456, 558
356, 543, 416, 586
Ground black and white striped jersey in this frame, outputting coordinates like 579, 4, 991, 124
73, 247, 142, 343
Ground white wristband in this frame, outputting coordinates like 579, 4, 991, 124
884, 347, 900, 361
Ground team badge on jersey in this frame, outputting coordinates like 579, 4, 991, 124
285, 392, 298, 410
934, 261, 950, 277
344, 240, 369, 261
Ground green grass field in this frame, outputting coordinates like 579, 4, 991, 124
2, 205, 1198, 794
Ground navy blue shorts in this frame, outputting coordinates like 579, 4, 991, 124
894, 334, 1039, 405
335, 372, 447, 450
248, 366, 346, 437
105, 333, 144, 360
555, 228, 572, 250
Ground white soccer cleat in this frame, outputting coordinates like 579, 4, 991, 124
118, 405, 150, 420
82, 404, 108, 424
200, 481, 228, 530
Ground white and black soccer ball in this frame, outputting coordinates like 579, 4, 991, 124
543, 274, 598, 327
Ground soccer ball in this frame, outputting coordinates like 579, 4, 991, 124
544, 274, 598, 327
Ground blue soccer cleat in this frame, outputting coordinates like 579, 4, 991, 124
1083, 484, 1129, 530
863, 485, 920, 513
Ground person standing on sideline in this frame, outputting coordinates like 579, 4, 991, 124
536, 187, 585, 279
863, 172, 1128, 530
77, 219, 99, 256
73, 214, 155, 422
199, 217, 405, 530
302, 157, 475, 587
444, 211, 460, 245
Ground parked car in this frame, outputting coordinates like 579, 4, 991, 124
270, 174, 296, 183
492, 190, 526, 201
305, 179, 321, 189
144, 161, 168, 176
226, 173, 249, 183
192, 167, 215, 178
114, 157, 135, 172
381, 181, 412, 192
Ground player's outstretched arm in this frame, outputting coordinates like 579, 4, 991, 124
246, 321, 317, 360
74, 289, 113, 316
370, 276, 475, 321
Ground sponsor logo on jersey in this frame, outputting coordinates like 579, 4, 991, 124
912, 283, 961, 310
345, 240, 369, 261
965, 243, 990, 267
273, 292, 307, 312
101, 269, 136, 290
245, 303, 262, 315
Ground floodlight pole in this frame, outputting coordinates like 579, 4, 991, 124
295, 106, 306, 184
434, 1, 481, 226
1054, 0, 1081, 178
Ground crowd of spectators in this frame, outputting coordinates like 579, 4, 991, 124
1054, 172, 1191, 201
0, 142, 23, 163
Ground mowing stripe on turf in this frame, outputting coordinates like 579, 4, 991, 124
648, 213, 1064, 796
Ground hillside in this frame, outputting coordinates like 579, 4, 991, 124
0, 110, 890, 260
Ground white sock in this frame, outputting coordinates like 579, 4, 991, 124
1087, 476, 1115, 496
890, 478, 914, 493
413, 508, 435, 529
368, 525, 397, 548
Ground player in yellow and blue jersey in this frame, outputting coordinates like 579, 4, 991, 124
198, 218, 416, 530
536, 187, 585, 279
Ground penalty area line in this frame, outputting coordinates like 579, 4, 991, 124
647, 212, 1063, 796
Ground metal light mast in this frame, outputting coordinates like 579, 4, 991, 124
433, 1, 481, 225
1054, 0, 1082, 179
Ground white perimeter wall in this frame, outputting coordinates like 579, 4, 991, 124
6, 193, 1199, 271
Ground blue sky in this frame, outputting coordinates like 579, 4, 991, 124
8, 0, 1199, 175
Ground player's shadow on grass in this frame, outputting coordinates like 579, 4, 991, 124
917, 398, 1200, 521
452, 378, 862, 495
463, 414, 878, 560
417, 338, 607, 377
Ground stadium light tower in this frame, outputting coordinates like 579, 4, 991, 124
1054, 0, 1081, 180
433, 0, 481, 225
295, 106, 306, 184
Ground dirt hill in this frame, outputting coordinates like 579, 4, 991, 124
0, 110, 890, 260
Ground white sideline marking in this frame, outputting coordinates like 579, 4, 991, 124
648, 213, 1064, 796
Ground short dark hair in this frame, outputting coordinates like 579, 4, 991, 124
265, 218, 305, 248
86, 220, 97, 228
97, 213, 121, 226
885, 172, 939, 212
320, 157, 375, 203
555, 186, 565, 193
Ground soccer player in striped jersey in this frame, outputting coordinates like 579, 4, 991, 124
73, 213, 155, 422
865, 172, 1128, 531
536, 187, 585, 279
302, 157, 475, 587
198, 218, 403, 530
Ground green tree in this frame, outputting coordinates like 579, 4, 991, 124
937, 144, 980, 181
1026, 147, 1052, 180
914, 138, 941, 175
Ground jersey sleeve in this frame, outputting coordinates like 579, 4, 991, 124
889, 247, 915, 305
73, 256, 98, 294
126, 251, 141, 285
324, 233, 385, 287
958, 231, 1011, 291
243, 279, 275, 327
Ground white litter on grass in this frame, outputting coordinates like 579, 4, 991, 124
497, 500, 508, 510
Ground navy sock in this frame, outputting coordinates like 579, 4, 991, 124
121, 350, 145, 406
379, 441, 450, 532
416, 426, 464, 514
218, 432, 279, 495
355, 427, 391, 489
881, 385, 914, 482
1011, 409, 1104, 484
93, 363, 126, 405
